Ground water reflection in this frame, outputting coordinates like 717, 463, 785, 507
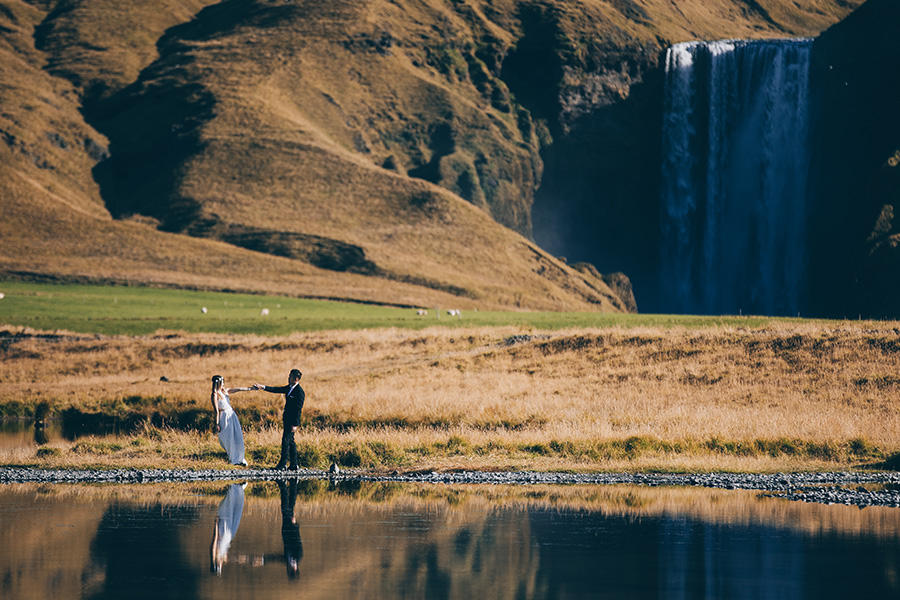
277, 479, 303, 580
0, 419, 122, 449
0, 480, 898, 599
33, 422, 49, 445
0, 420, 62, 449
211, 483, 246, 575
86, 500, 202, 599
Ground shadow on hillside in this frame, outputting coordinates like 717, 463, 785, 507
500, 3, 565, 134
85, 0, 380, 273
86, 66, 216, 228
407, 123, 456, 185
154, 0, 305, 53
85, 0, 304, 229
195, 220, 380, 275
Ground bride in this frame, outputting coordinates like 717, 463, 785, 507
211, 375, 251, 466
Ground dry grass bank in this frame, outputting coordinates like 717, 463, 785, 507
1, 320, 898, 472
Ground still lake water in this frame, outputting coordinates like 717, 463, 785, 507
0, 420, 123, 450
1, 479, 899, 599
0, 420, 64, 449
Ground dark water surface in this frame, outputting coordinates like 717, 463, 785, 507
0, 420, 64, 448
0, 420, 125, 449
1, 480, 898, 599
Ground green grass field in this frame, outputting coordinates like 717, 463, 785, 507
0, 280, 807, 335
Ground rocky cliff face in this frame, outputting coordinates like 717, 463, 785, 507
807, 0, 900, 318
525, 0, 865, 312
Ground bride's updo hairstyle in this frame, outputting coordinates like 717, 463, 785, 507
211, 375, 224, 392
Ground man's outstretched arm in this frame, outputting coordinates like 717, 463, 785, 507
254, 383, 290, 393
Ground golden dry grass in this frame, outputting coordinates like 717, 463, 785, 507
2, 319, 898, 471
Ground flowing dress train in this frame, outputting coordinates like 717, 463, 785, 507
215, 391, 247, 465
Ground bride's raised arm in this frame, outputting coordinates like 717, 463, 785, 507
226, 386, 254, 394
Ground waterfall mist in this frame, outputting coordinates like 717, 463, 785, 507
660, 39, 813, 316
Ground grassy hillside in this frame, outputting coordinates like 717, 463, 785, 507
0, 0, 861, 312
0, 280, 796, 335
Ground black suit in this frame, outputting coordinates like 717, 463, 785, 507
262, 383, 305, 468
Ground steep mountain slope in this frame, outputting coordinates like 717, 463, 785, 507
1, 0, 626, 310
0, 0, 861, 312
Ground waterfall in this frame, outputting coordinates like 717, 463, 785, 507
659, 39, 812, 316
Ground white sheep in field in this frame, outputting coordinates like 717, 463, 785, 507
201, 307, 208, 314
416, 309, 427, 316
447, 309, 461, 317
0, 293, 5, 299
260, 308, 269, 316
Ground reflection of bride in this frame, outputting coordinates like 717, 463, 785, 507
211, 375, 251, 466
210, 483, 246, 575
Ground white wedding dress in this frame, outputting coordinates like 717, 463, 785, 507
215, 391, 247, 466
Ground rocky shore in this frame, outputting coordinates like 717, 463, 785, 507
2, 467, 900, 508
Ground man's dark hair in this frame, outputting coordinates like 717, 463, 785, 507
289, 369, 302, 380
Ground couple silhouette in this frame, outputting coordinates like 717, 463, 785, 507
211, 368, 305, 469
210, 480, 303, 580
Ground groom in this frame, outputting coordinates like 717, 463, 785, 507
255, 368, 305, 470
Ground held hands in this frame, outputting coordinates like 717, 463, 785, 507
252, 383, 264, 390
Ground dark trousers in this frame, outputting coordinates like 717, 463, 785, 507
279, 426, 298, 468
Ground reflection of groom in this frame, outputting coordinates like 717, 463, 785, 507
255, 369, 304, 470
277, 479, 303, 580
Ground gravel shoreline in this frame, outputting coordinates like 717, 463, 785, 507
2, 467, 900, 507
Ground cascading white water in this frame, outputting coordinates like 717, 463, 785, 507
660, 39, 812, 316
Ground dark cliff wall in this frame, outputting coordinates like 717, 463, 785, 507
533, 1, 898, 317
524, 2, 861, 314
807, 0, 900, 318
531, 46, 664, 311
